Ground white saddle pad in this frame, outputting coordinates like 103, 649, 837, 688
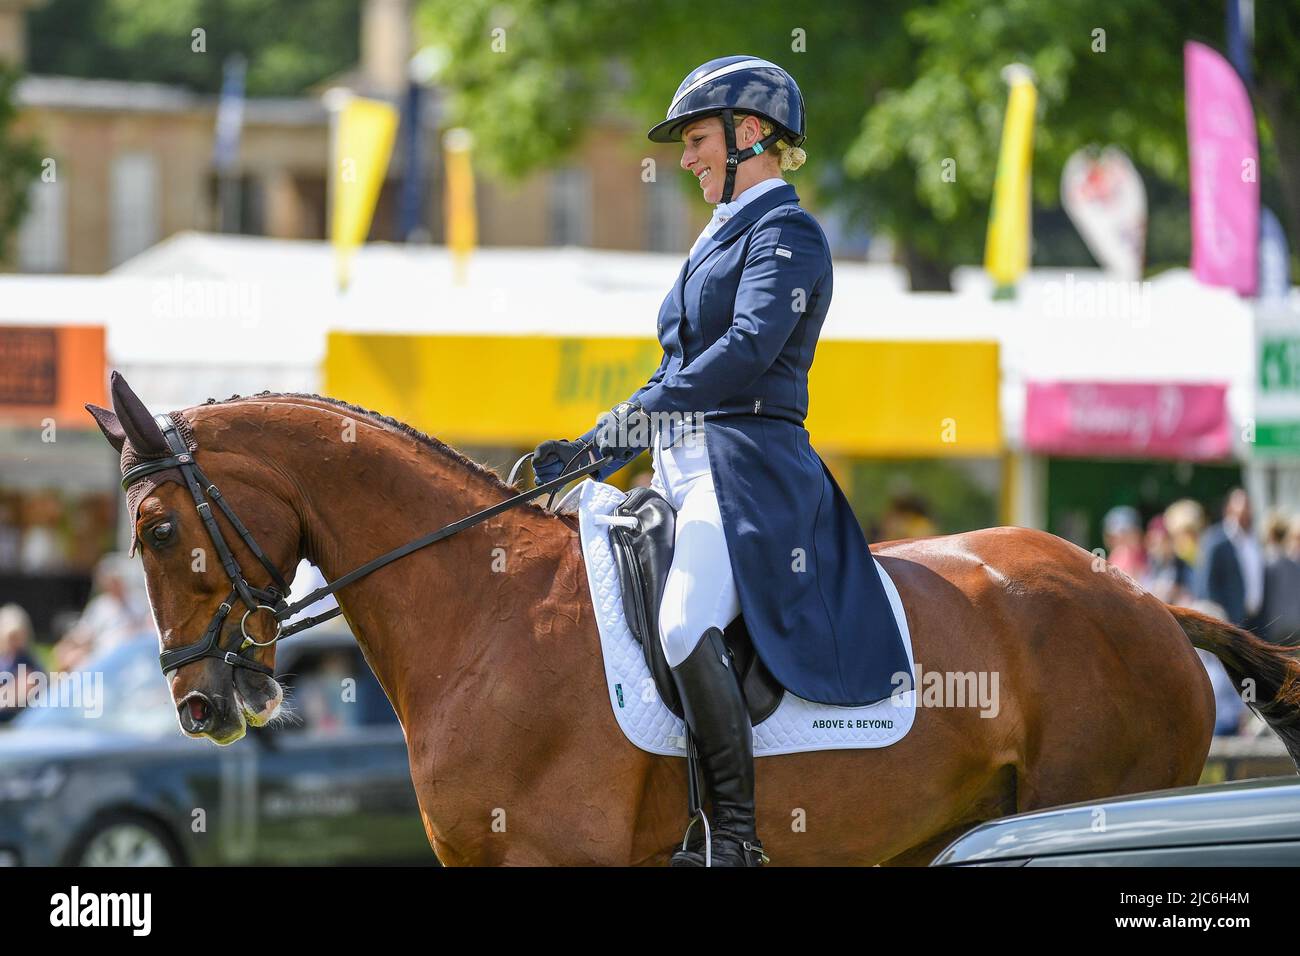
575, 480, 917, 758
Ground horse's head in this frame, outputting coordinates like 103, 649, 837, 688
86, 372, 301, 745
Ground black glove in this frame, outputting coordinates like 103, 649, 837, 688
532, 439, 588, 484
594, 400, 652, 460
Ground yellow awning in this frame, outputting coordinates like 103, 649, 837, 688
324, 333, 1001, 456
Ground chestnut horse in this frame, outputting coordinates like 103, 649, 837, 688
87, 380, 1300, 866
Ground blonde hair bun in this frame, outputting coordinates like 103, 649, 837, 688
740, 115, 807, 172
777, 143, 806, 171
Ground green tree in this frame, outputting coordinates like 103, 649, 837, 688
416, 0, 1297, 289
27, 0, 361, 95
0, 67, 43, 262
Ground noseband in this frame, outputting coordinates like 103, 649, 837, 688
124, 414, 607, 678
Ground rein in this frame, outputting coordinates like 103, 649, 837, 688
124, 414, 609, 676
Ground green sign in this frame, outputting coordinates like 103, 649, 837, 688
1256, 318, 1300, 456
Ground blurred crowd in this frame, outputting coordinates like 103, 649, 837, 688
0, 552, 153, 723
1103, 487, 1300, 737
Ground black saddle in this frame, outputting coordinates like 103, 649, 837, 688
607, 486, 784, 726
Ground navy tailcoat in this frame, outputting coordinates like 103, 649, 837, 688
580, 182, 912, 706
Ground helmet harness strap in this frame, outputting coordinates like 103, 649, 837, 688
718, 108, 784, 204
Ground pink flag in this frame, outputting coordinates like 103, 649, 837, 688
1185, 41, 1259, 296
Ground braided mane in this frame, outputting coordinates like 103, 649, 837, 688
192, 391, 571, 520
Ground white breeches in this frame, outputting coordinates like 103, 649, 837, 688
650, 429, 742, 667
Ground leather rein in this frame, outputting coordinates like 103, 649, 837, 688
124, 414, 608, 678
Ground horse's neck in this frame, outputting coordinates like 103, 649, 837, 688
273, 407, 572, 724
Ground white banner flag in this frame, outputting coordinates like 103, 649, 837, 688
1061, 146, 1147, 280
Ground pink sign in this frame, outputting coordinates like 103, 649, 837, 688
1185, 41, 1259, 296
1024, 382, 1231, 460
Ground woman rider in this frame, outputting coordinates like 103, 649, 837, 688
533, 56, 912, 867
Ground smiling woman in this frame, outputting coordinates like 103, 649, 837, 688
646, 54, 807, 204
677, 112, 787, 208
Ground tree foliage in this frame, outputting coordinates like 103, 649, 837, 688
27, 0, 361, 95
417, 0, 1295, 288
0, 67, 43, 260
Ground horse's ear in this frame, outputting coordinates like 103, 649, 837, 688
109, 370, 168, 457
84, 403, 127, 454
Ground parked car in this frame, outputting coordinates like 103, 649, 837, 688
932, 775, 1300, 866
0, 631, 433, 866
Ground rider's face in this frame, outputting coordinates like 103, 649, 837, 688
680, 115, 762, 204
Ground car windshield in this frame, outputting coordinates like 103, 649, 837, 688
10, 638, 176, 737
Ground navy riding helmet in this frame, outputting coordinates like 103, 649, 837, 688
648, 55, 806, 203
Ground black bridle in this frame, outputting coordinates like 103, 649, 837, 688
125, 414, 608, 678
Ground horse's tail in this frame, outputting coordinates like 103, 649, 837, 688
1167, 603, 1300, 771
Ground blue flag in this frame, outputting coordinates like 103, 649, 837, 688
1259, 207, 1291, 300
1225, 0, 1254, 87
398, 80, 426, 242
213, 54, 246, 174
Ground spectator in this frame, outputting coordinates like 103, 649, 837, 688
1261, 513, 1300, 646
1194, 488, 1265, 632
1164, 498, 1205, 568
293, 652, 357, 736
1195, 646, 1248, 736
1263, 510, 1291, 561
0, 604, 42, 724
1140, 515, 1192, 605
1102, 505, 1146, 580
52, 553, 152, 670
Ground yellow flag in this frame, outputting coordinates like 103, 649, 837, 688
984, 65, 1037, 295
330, 95, 399, 290
443, 128, 477, 284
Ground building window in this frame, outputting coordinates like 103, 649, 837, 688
548, 167, 591, 247
645, 175, 687, 252
110, 152, 160, 267
16, 179, 67, 273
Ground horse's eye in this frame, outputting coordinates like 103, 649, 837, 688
151, 522, 174, 543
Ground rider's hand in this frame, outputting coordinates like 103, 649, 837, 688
594, 400, 652, 461
532, 439, 588, 484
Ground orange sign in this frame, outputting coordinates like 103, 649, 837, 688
0, 326, 106, 427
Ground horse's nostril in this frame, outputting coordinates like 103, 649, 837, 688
181, 695, 212, 728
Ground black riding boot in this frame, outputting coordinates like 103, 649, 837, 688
668, 627, 767, 867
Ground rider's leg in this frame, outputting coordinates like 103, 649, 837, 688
667, 626, 764, 866
657, 470, 740, 666
655, 453, 764, 866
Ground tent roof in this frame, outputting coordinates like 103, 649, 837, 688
3, 232, 1293, 442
